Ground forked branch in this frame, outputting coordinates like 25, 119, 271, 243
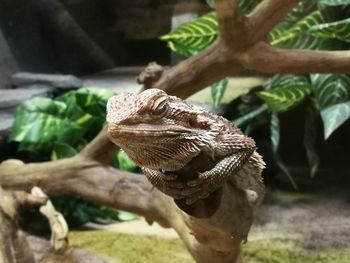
152, 0, 349, 98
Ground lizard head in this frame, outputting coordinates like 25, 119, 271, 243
106, 88, 170, 126
106, 88, 219, 170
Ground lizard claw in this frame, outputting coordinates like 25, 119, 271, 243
184, 190, 211, 204
185, 196, 199, 205
166, 181, 186, 189
186, 179, 202, 187
181, 186, 203, 196
162, 172, 178, 181
186, 171, 211, 187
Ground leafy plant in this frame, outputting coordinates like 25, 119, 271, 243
160, 12, 218, 57
10, 87, 114, 159
10, 87, 138, 226
162, 0, 350, 183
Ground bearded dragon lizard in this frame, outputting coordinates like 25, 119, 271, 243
106, 89, 265, 206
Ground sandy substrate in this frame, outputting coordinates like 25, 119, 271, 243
254, 189, 350, 249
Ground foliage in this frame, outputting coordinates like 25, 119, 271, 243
211, 78, 229, 106
162, 1, 350, 182
257, 75, 311, 112
10, 87, 114, 158
10, 87, 138, 226
53, 196, 137, 227
160, 12, 218, 57
117, 150, 139, 172
321, 101, 350, 139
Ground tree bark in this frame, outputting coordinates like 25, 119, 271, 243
0, 187, 46, 263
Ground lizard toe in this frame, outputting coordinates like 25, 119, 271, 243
186, 178, 206, 187
167, 181, 186, 189
185, 196, 199, 205
162, 173, 178, 181
181, 186, 203, 196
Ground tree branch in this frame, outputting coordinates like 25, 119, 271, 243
154, 41, 242, 99
0, 157, 245, 263
248, 0, 300, 43
79, 127, 118, 165
216, 0, 246, 45
243, 42, 350, 74
0, 187, 39, 263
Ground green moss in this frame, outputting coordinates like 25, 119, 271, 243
69, 230, 350, 263
243, 234, 350, 263
69, 231, 194, 263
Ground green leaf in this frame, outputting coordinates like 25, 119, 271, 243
160, 12, 218, 56
211, 78, 228, 106
284, 0, 318, 25
205, 0, 215, 8
51, 142, 78, 160
117, 150, 138, 172
270, 113, 298, 189
233, 104, 269, 127
319, 0, 350, 5
73, 205, 91, 225
238, 0, 261, 14
117, 211, 139, 221
258, 75, 311, 112
321, 101, 350, 139
58, 87, 114, 141
270, 113, 280, 153
59, 87, 114, 118
10, 87, 115, 156
304, 106, 320, 177
309, 18, 350, 43
269, 7, 343, 50
17, 97, 66, 116
311, 74, 350, 110
265, 75, 310, 90
10, 98, 79, 144
269, 10, 326, 48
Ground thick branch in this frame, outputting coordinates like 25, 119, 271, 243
0, 187, 37, 263
216, 0, 246, 45
248, 0, 300, 43
154, 41, 242, 98
79, 127, 117, 164
0, 157, 243, 263
243, 42, 350, 74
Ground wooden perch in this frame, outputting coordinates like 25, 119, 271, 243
32, 187, 69, 252
0, 187, 46, 263
1, 0, 350, 262
31, 187, 77, 263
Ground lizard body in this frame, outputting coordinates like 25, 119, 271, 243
107, 89, 265, 206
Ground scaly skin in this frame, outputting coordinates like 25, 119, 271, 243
106, 89, 265, 205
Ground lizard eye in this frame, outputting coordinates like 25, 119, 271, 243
153, 100, 168, 115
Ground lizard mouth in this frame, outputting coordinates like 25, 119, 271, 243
107, 123, 195, 137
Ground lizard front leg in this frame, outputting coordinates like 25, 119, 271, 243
141, 167, 188, 199
142, 167, 209, 202
185, 134, 256, 204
